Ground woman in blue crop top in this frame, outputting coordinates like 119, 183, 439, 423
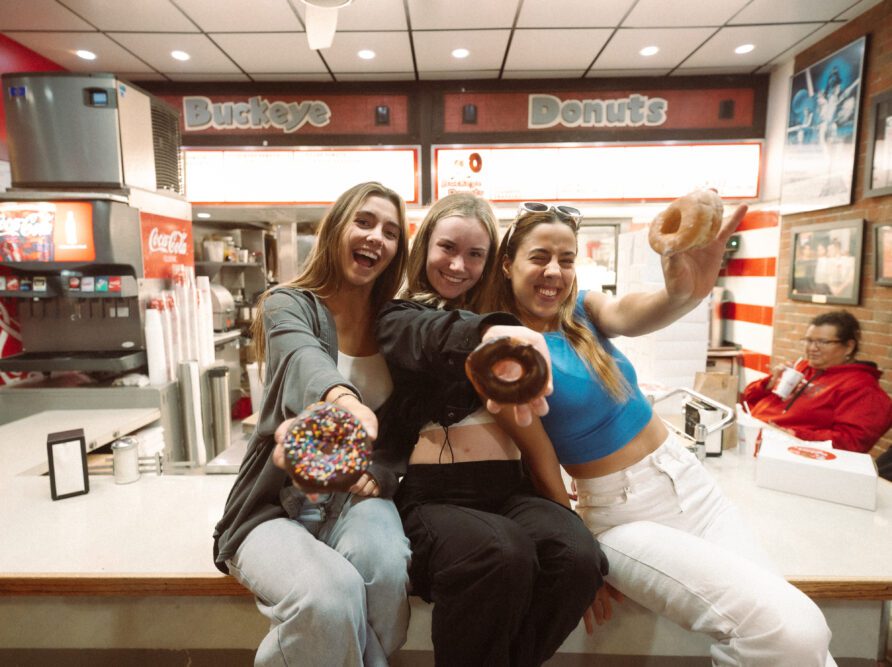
485, 199, 836, 667
375, 193, 607, 667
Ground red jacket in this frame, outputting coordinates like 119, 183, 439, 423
741, 360, 892, 453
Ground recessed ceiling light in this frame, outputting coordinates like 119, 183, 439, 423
171, 50, 191, 61
735, 44, 755, 55
452, 48, 470, 59
196, 212, 211, 219
75, 50, 97, 61
358, 49, 376, 60
639, 46, 659, 57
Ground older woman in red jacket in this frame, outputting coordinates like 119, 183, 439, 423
741, 310, 892, 453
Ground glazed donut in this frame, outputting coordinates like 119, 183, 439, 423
282, 401, 371, 493
648, 189, 724, 256
465, 336, 548, 404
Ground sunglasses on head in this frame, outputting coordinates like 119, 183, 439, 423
517, 202, 583, 228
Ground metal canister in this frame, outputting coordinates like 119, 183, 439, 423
112, 436, 141, 484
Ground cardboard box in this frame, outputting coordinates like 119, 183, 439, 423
755, 430, 877, 510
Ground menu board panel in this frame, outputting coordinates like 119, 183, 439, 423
434, 142, 761, 202
184, 147, 420, 204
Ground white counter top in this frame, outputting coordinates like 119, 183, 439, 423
0, 412, 890, 596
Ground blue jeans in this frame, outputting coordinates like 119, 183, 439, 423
228, 493, 411, 667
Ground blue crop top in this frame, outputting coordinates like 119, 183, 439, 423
540, 291, 653, 465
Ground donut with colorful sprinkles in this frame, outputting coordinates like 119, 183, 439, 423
282, 401, 371, 492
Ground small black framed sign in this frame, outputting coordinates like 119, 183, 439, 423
47, 429, 89, 501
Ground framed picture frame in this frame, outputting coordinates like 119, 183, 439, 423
789, 219, 864, 305
864, 90, 892, 198
46, 428, 89, 501
876, 224, 892, 287
780, 36, 867, 215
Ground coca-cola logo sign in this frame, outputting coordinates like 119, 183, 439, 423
0, 212, 53, 238
140, 212, 193, 279
147, 227, 189, 256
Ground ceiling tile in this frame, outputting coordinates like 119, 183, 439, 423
0, 0, 94, 30
250, 73, 334, 81
836, 0, 884, 21
334, 72, 417, 81
586, 68, 671, 78
110, 32, 241, 73
407, 0, 519, 30
671, 66, 756, 76
683, 23, 823, 69
763, 23, 848, 67
517, 0, 635, 27
175, 0, 302, 32
592, 27, 716, 69
167, 72, 251, 82
211, 33, 327, 73
505, 29, 612, 71
419, 70, 501, 80
502, 70, 590, 79
62, 0, 199, 32
730, 0, 856, 24
320, 31, 414, 73
295, 0, 408, 31
624, 0, 750, 27
3, 31, 154, 72
122, 72, 170, 82
413, 29, 511, 72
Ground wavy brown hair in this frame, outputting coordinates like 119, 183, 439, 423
402, 192, 499, 311
252, 181, 408, 365
485, 210, 629, 400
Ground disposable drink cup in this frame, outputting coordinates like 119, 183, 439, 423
772, 367, 804, 399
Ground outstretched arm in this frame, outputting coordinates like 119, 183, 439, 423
587, 204, 747, 338
490, 409, 569, 507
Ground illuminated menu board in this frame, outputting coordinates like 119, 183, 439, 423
434, 142, 761, 201
184, 147, 420, 204
0, 201, 95, 263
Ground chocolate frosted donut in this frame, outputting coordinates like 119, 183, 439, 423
648, 189, 724, 256
282, 401, 371, 493
465, 336, 548, 404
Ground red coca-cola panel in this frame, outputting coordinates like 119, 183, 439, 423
0, 201, 95, 263
140, 212, 194, 279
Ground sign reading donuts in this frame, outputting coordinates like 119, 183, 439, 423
529, 94, 668, 129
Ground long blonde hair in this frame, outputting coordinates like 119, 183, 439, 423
402, 192, 499, 311
252, 181, 409, 365
486, 211, 629, 400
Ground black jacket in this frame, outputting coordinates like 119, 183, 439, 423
371, 299, 520, 496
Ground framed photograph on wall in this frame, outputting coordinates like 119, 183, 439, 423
789, 219, 864, 305
876, 224, 892, 286
864, 90, 892, 198
780, 36, 867, 215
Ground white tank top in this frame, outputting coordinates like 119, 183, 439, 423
337, 352, 393, 412
420, 407, 494, 433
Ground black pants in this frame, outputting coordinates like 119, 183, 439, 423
396, 460, 606, 667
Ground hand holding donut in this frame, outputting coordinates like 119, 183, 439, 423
272, 394, 381, 497
650, 190, 747, 304
466, 324, 553, 427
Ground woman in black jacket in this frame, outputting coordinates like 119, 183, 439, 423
375, 193, 607, 667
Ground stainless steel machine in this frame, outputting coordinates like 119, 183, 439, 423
0, 72, 192, 460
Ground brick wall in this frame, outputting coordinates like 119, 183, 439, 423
778, 0, 892, 455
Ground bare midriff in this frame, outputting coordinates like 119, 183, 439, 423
409, 422, 521, 464
562, 414, 668, 480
